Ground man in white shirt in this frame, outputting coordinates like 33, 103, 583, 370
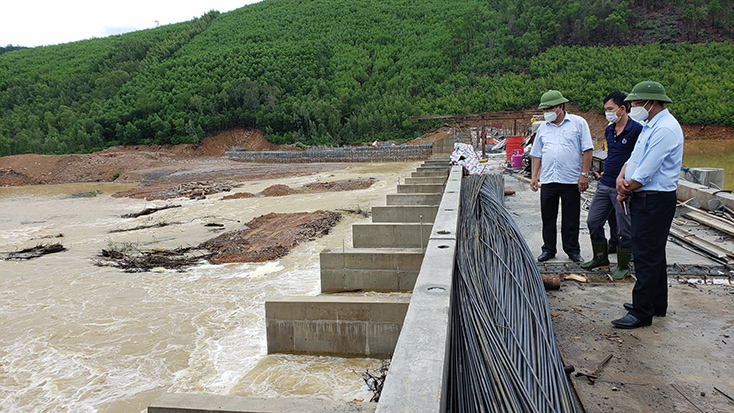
530, 90, 594, 263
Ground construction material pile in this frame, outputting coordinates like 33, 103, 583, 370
448, 174, 578, 412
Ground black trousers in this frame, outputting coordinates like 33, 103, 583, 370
629, 191, 677, 321
540, 183, 581, 256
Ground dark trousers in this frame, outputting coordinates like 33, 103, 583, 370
629, 191, 677, 321
540, 183, 581, 256
586, 183, 632, 248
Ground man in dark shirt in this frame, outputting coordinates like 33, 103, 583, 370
580, 91, 642, 279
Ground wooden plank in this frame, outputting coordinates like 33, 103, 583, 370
683, 210, 734, 237
669, 225, 733, 261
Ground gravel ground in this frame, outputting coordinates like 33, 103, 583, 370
502, 172, 734, 413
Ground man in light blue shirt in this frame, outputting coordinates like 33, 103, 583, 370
613, 80, 684, 329
530, 90, 594, 263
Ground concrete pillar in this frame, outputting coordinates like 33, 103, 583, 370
371, 205, 438, 223
376, 165, 464, 413
403, 177, 446, 185
416, 166, 451, 173
397, 184, 444, 194
148, 393, 376, 413
320, 248, 424, 292
386, 193, 442, 205
265, 296, 410, 358
352, 222, 432, 249
411, 171, 449, 178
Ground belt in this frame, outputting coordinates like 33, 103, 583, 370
631, 190, 674, 198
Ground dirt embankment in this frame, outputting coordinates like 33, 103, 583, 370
2, 119, 730, 189
0, 129, 272, 186
200, 211, 342, 264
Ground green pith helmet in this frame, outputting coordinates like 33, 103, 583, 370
538, 90, 569, 109
624, 80, 673, 103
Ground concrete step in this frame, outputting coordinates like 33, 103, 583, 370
421, 160, 449, 167
265, 295, 410, 357
320, 248, 424, 292
352, 222, 432, 248
371, 205, 438, 223
403, 177, 447, 185
386, 193, 442, 205
411, 171, 449, 178
397, 183, 444, 194
149, 393, 376, 413
416, 166, 451, 173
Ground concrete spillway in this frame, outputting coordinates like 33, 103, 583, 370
148, 155, 460, 412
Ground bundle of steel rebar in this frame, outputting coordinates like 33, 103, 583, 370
448, 174, 578, 413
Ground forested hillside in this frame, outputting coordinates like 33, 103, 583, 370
1, 0, 733, 156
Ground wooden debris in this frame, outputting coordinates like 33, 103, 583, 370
359, 361, 390, 402
68, 190, 102, 198
683, 209, 734, 237
96, 244, 213, 272
565, 273, 588, 283
542, 273, 561, 290
108, 221, 180, 233
669, 224, 733, 262
122, 204, 181, 218
6, 243, 66, 260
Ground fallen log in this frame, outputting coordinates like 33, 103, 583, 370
6, 243, 66, 260
121, 204, 181, 218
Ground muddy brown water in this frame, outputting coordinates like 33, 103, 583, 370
682, 138, 734, 191
0, 161, 420, 412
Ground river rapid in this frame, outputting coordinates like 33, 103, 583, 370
0, 161, 420, 412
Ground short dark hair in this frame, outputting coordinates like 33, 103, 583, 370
604, 91, 630, 113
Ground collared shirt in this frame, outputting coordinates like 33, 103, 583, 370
599, 118, 642, 188
624, 108, 684, 192
530, 112, 594, 185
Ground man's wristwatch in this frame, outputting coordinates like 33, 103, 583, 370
580, 172, 591, 179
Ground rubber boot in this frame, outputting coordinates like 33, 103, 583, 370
611, 247, 632, 280
579, 240, 610, 269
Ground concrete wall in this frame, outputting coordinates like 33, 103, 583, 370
225, 145, 432, 163
397, 184, 444, 194
385, 193, 442, 205
677, 179, 734, 211
265, 296, 410, 357
411, 170, 448, 178
148, 393, 376, 413
320, 248, 424, 292
376, 166, 464, 413
403, 177, 447, 185
432, 135, 457, 154
371, 205, 438, 223
352, 223, 433, 249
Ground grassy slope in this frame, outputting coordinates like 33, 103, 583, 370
0, 0, 733, 155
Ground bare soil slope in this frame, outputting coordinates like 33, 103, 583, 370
1, 121, 730, 189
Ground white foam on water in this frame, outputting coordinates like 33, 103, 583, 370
229, 354, 387, 402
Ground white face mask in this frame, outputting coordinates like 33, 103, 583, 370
629, 101, 651, 122
605, 108, 621, 124
544, 108, 558, 123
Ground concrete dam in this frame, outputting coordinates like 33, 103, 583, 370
148, 139, 578, 412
